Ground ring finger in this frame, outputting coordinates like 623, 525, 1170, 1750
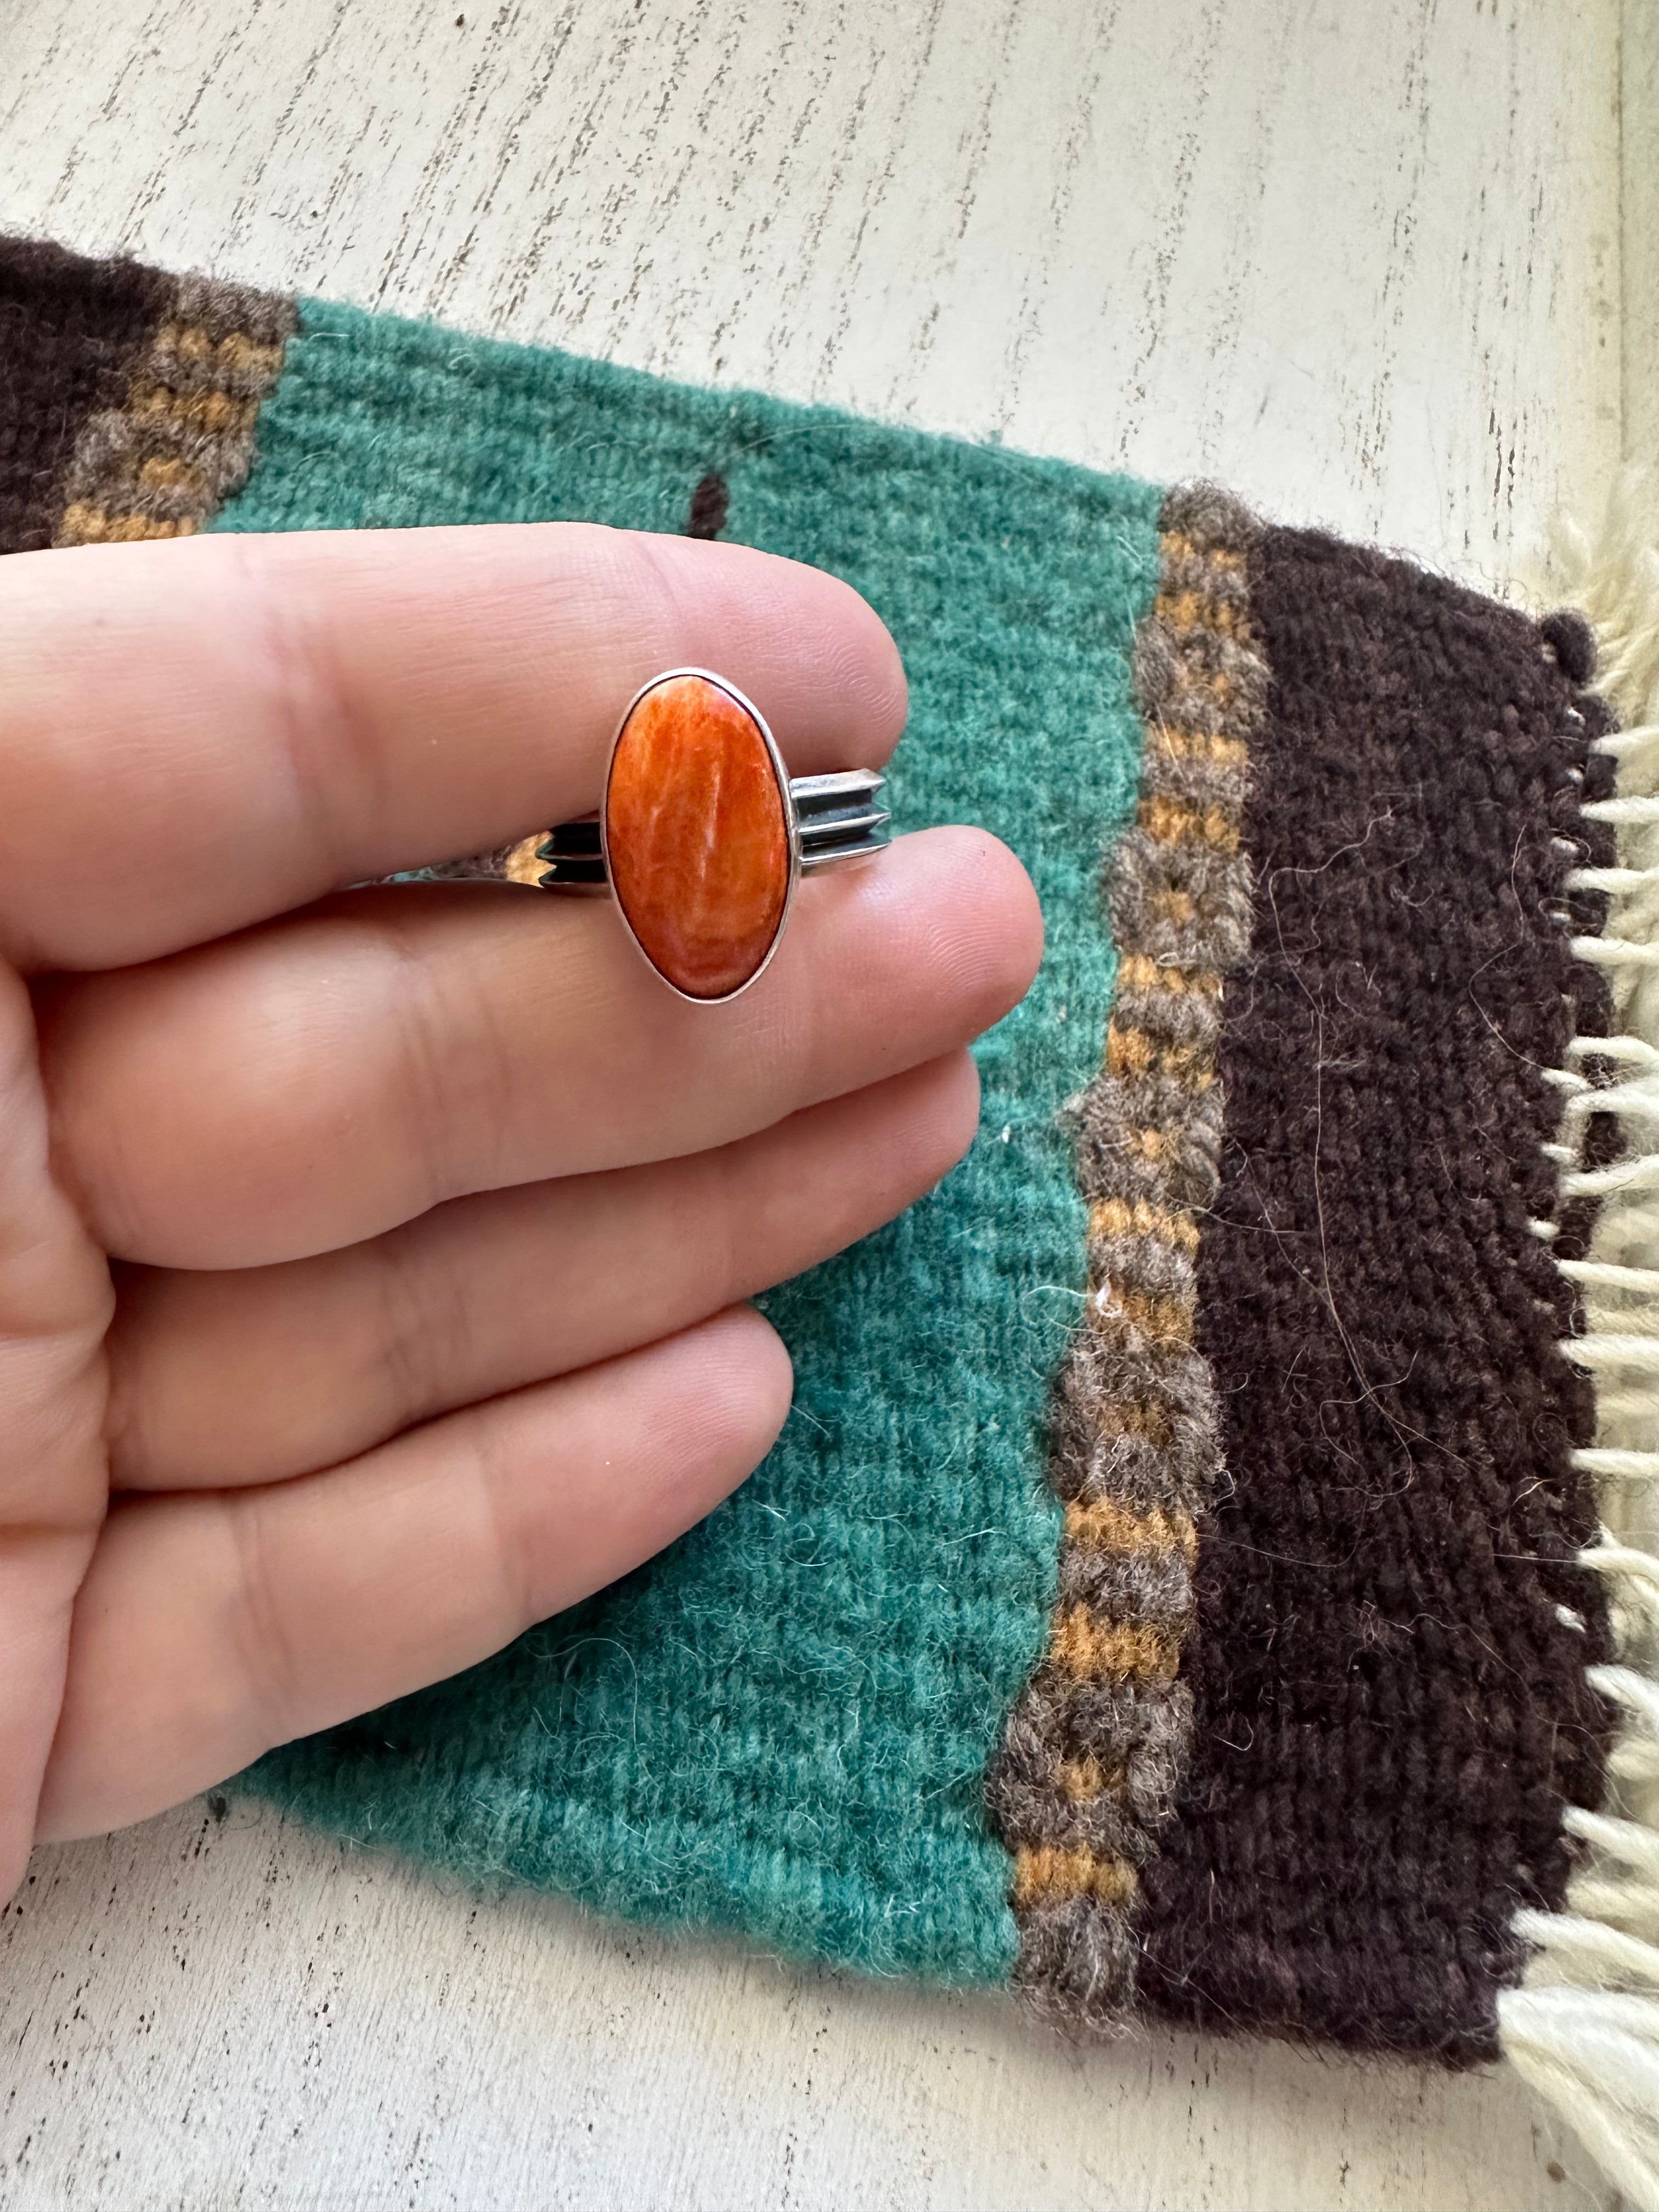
105, 1053, 979, 1490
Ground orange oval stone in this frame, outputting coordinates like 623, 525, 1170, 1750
605, 674, 791, 1000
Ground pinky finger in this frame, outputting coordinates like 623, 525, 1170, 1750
34, 1307, 791, 1844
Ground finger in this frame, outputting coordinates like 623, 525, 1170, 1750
0, 528, 906, 972
36, 1307, 789, 1844
107, 1053, 978, 1491
0, 963, 116, 1903
43, 826, 1041, 1268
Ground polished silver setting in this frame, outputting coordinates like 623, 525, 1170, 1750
536, 765, 890, 890
535, 667, 891, 1004
788, 769, 893, 872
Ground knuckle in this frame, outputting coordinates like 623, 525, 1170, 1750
224, 1493, 302, 1748
375, 1220, 476, 1435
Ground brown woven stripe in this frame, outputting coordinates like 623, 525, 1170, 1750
1133, 526, 1619, 2063
0, 236, 175, 555
985, 484, 1262, 2026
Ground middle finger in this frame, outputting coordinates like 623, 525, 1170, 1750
41, 826, 1040, 1269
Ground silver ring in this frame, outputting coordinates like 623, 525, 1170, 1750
538, 667, 891, 1004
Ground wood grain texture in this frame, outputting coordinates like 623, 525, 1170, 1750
0, 0, 1624, 582
0, 1803, 1609, 2211
1626, 0, 1659, 465
0, 1, 1633, 2205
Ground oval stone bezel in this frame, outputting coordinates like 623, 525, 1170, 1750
600, 667, 799, 1006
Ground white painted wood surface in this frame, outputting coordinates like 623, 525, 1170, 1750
0, 2, 1637, 2204
1626, 0, 1659, 469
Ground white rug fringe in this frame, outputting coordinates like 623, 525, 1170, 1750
1498, 472, 1659, 2211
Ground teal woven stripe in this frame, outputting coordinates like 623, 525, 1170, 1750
220, 296, 1162, 1984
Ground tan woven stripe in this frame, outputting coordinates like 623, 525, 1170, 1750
1088, 1195, 1202, 1255
1139, 791, 1242, 853
1159, 532, 1245, 579
1124, 1121, 1205, 1168
56, 504, 200, 544
1063, 1497, 1199, 1563
152, 321, 286, 383
1147, 887, 1195, 924
1050, 1608, 1180, 1683
1091, 1286, 1195, 1345
1105, 1024, 1213, 1086
1152, 724, 1250, 770
129, 382, 259, 435
1181, 666, 1237, 699
1116, 953, 1222, 996
1155, 586, 1250, 640
138, 453, 212, 493
1013, 1846, 1139, 1909
988, 487, 1266, 2029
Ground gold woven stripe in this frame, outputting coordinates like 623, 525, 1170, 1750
154, 320, 286, 381
1121, 1122, 1199, 1167
990, 489, 1266, 2027
136, 453, 209, 492
1159, 532, 1246, 580
1151, 724, 1250, 771
1160, 663, 1243, 710
58, 504, 199, 544
1064, 1497, 1199, 1564
1092, 1286, 1196, 1345
1088, 1195, 1202, 1255
129, 382, 259, 436
1116, 953, 1222, 997
1049, 1607, 1180, 1684
1146, 887, 1196, 926
1139, 790, 1242, 853
1155, 585, 1249, 640
1105, 1023, 1214, 1086
1012, 1845, 1139, 1909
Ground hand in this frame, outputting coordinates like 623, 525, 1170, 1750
0, 525, 1042, 1901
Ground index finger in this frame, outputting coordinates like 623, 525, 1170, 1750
0, 526, 907, 972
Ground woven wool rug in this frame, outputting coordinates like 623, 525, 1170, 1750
3, 233, 1657, 2199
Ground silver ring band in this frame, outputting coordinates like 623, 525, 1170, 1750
537, 766, 890, 891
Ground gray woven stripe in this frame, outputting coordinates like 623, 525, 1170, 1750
53, 272, 295, 545
986, 484, 1266, 2028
